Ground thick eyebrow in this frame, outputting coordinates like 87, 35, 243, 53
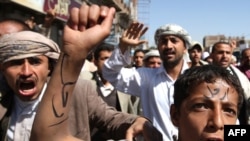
190, 97, 238, 109
221, 102, 238, 109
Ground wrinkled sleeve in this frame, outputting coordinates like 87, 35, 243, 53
102, 47, 142, 97
83, 79, 138, 139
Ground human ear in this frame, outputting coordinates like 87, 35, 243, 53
170, 104, 180, 127
48, 59, 55, 76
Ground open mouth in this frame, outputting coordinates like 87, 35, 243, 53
18, 80, 36, 95
164, 51, 175, 57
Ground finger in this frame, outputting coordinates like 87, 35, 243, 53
100, 6, 110, 18
138, 40, 148, 45
122, 29, 128, 38
133, 23, 144, 39
140, 26, 148, 37
128, 23, 139, 39
78, 4, 89, 31
135, 23, 144, 31
125, 131, 134, 141
88, 4, 101, 28
68, 7, 79, 30
126, 22, 137, 37
100, 7, 116, 36
133, 23, 148, 39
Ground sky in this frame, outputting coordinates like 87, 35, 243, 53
140, 0, 250, 47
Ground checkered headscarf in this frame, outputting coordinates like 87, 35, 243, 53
0, 31, 60, 63
154, 24, 192, 48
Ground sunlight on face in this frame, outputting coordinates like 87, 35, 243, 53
1, 56, 50, 101
211, 43, 233, 68
176, 79, 239, 141
157, 35, 186, 66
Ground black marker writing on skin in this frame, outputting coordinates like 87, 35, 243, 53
205, 85, 229, 101
50, 54, 77, 127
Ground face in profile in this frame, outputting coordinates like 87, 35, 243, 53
171, 78, 239, 141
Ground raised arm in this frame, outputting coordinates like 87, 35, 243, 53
30, 4, 115, 141
102, 22, 148, 96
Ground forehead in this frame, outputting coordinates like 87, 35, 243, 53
1, 55, 49, 69
188, 79, 238, 104
189, 48, 201, 52
98, 49, 112, 54
214, 43, 231, 50
135, 51, 144, 56
0, 22, 23, 35
190, 45, 202, 51
243, 49, 250, 56
148, 56, 161, 59
4, 55, 48, 62
159, 35, 183, 40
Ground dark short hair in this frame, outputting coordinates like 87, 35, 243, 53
133, 48, 145, 56
211, 40, 231, 53
188, 44, 202, 52
241, 48, 250, 58
94, 42, 114, 60
173, 65, 244, 113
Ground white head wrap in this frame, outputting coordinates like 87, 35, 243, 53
154, 24, 192, 48
190, 41, 204, 51
0, 31, 60, 63
143, 49, 160, 60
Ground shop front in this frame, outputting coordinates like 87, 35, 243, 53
0, 0, 82, 46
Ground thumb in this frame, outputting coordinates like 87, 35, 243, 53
125, 127, 137, 141
125, 133, 134, 141
138, 40, 148, 45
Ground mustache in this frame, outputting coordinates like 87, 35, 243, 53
162, 48, 175, 54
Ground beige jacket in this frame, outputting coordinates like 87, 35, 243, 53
0, 78, 138, 141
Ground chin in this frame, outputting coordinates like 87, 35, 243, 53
18, 94, 39, 101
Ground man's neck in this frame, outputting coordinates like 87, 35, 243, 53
192, 61, 201, 66
164, 59, 185, 80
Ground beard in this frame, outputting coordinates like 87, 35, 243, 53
163, 54, 183, 68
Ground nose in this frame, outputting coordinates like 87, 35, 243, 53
20, 60, 32, 76
152, 64, 157, 68
221, 52, 226, 57
207, 108, 224, 131
164, 40, 175, 49
153, 63, 160, 68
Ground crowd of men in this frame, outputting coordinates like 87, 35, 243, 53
0, 3, 250, 141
